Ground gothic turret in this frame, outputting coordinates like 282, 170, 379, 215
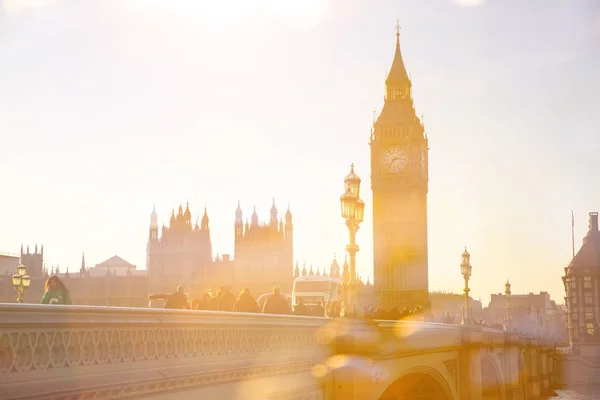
270, 198, 278, 228
251, 206, 258, 227
302, 263, 307, 276
235, 201, 243, 239
80, 253, 86, 274
330, 253, 340, 278
201, 207, 209, 231
149, 204, 159, 240
285, 205, 293, 241
184, 202, 192, 227
342, 255, 349, 282
150, 204, 158, 228
294, 261, 300, 278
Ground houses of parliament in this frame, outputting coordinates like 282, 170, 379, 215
147, 201, 294, 298
0, 25, 430, 309
0, 201, 295, 306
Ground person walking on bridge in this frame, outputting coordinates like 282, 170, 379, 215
41, 275, 72, 305
233, 288, 259, 313
262, 287, 291, 315
148, 286, 190, 309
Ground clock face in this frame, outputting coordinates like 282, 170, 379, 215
381, 147, 408, 173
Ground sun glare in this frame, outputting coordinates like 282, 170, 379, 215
123, 0, 329, 31
3, 0, 56, 14
453, 0, 487, 6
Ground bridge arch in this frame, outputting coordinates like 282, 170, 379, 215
378, 366, 455, 400
481, 353, 505, 400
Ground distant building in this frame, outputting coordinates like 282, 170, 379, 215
291, 254, 375, 308
146, 201, 294, 301
65, 254, 148, 307
146, 203, 216, 297
563, 212, 600, 346
371, 26, 429, 308
0, 252, 147, 307
0, 244, 44, 277
429, 292, 482, 322
485, 291, 567, 344
0, 253, 19, 277
20, 244, 44, 277
233, 200, 293, 295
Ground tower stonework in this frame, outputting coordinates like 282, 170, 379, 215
370, 26, 429, 308
233, 200, 293, 295
20, 244, 44, 277
146, 203, 213, 296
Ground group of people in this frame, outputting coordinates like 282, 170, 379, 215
364, 304, 429, 321
32, 278, 509, 332
149, 286, 297, 315
148, 285, 338, 317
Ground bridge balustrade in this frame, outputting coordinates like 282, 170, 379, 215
0, 304, 560, 400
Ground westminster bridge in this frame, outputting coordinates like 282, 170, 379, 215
0, 304, 561, 400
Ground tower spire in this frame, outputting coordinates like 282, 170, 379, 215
80, 252, 85, 273
201, 207, 209, 231
386, 19, 410, 87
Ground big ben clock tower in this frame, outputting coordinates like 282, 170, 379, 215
371, 24, 429, 308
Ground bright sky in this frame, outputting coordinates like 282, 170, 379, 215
1, 0, 599, 305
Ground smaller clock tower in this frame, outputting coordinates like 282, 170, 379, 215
370, 23, 429, 308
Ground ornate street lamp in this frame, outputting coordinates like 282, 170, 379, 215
12, 260, 31, 303
505, 279, 511, 331
340, 164, 365, 318
460, 247, 472, 325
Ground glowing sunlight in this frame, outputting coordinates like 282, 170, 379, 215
122, 0, 329, 31
3, 0, 56, 14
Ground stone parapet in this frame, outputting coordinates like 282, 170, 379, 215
0, 305, 561, 400
0, 304, 328, 399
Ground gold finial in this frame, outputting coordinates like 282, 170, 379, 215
350, 163, 355, 172
396, 19, 401, 37
372, 108, 377, 124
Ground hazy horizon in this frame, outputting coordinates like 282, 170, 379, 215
1, 0, 600, 305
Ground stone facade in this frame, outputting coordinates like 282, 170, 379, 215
233, 200, 293, 295
0, 245, 43, 277
371, 28, 429, 308
0, 304, 561, 400
146, 201, 293, 301
0, 253, 148, 307
563, 211, 600, 346
485, 291, 568, 345
146, 203, 216, 297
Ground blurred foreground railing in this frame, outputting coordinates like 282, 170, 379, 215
0, 304, 559, 400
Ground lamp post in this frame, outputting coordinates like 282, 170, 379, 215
505, 279, 511, 331
12, 260, 31, 303
340, 163, 365, 318
460, 247, 472, 325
